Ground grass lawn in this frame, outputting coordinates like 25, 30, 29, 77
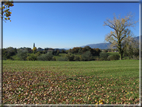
3, 60, 139, 104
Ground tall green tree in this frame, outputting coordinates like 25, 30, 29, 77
104, 13, 138, 60
0, 0, 14, 22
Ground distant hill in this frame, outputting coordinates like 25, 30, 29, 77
81, 43, 111, 49
53, 36, 140, 50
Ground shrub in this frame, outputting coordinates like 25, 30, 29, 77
51, 57, 56, 61
37, 52, 53, 61
133, 49, 139, 58
99, 52, 108, 61
17, 49, 28, 60
57, 57, 68, 61
94, 56, 100, 61
27, 54, 37, 61
132, 55, 139, 60
66, 53, 75, 61
74, 56, 80, 61
35, 52, 41, 57
107, 54, 119, 60
2, 57, 7, 60
81, 51, 92, 61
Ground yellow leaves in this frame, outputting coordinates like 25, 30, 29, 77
121, 18, 125, 24
104, 13, 138, 52
1, 1, 14, 22
2, 5, 5, 9
33, 47, 37, 51
110, 31, 113, 34
115, 19, 120, 26
95, 99, 105, 104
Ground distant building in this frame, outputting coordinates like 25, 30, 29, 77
33, 43, 35, 49
37, 47, 44, 51
47, 48, 54, 52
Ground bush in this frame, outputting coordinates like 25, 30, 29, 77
35, 52, 41, 57
2, 57, 7, 60
66, 53, 75, 61
81, 51, 92, 61
37, 52, 53, 61
107, 54, 119, 60
57, 57, 68, 61
27, 54, 37, 61
74, 56, 80, 61
17, 50, 28, 60
132, 55, 139, 60
99, 52, 108, 61
133, 49, 139, 58
51, 57, 56, 61
94, 56, 100, 61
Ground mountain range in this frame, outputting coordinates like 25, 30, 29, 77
55, 36, 140, 50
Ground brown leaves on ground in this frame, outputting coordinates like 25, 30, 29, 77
3, 71, 139, 104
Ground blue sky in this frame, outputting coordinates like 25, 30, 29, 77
3, 2, 139, 49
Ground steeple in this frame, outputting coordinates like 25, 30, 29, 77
33, 43, 35, 48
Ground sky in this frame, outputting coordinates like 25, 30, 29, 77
2, 1, 139, 49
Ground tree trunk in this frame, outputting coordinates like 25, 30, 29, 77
119, 52, 122, 60
118, 40, 122, 60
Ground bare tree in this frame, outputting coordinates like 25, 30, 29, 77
104, 13, 138, 60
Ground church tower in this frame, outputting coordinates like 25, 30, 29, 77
33, 43, 35, 49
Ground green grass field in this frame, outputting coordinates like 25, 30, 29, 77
3, 60, 139, 104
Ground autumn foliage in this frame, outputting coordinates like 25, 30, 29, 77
33, 47, 37, 53
68, 46, 101, 56
0, 0, 14, 22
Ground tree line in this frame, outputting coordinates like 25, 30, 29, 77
2, 45, 140, 61
2, 46, 101, 61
